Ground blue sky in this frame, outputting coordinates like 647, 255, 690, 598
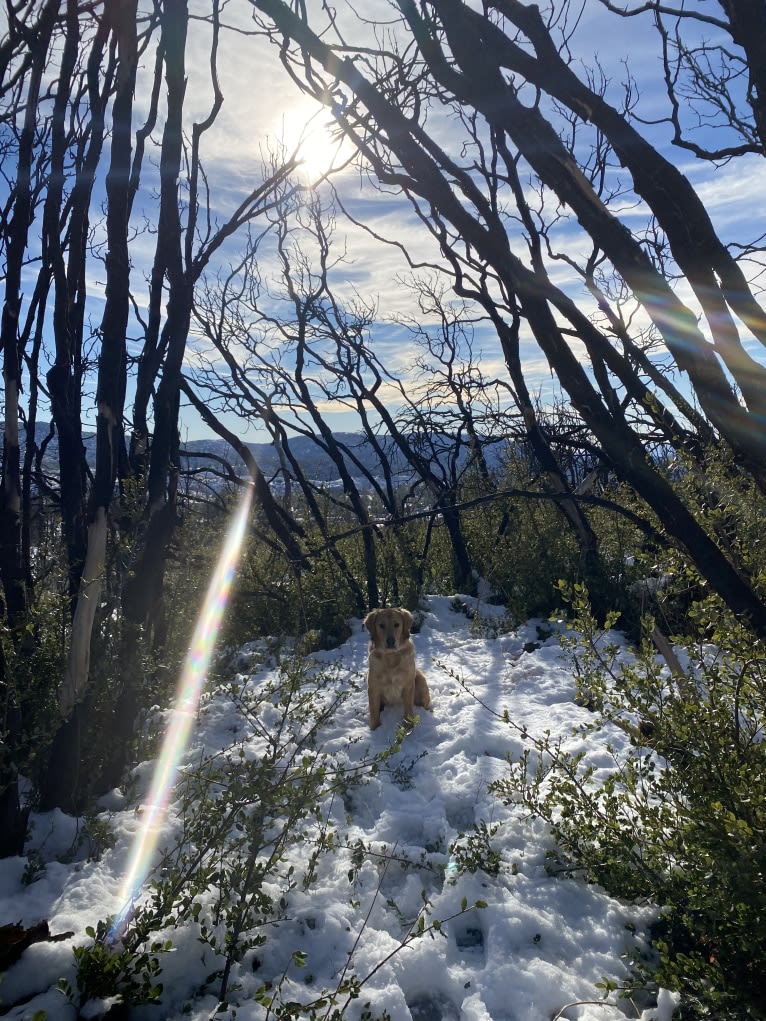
8, 0, 765, 445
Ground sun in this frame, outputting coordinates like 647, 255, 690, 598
276, 100, 349, 185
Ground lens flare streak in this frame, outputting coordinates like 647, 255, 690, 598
110, 483, 254, 942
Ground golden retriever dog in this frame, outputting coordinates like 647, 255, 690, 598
364, 607, 431, 729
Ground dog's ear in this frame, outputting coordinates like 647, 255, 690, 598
398, 608, 413, 638
363, 610, 379, 634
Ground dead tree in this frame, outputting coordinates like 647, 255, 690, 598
36, 0, 301, 812
250, 0, 766, 636
0, 0, 59, 853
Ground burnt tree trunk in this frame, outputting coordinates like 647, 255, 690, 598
46, 8, 110, 609
0, 0, 57, 851
41, 0, 138, 813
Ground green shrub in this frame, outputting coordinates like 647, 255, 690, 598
493, 581, 766, 1018
1, 589, 68, 791
58, 919, 170, 1008
224, 504, 439, 645
461, 487, 582, 618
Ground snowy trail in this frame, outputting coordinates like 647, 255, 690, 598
299, 597, 651, 1021
0, 596, 674, 1021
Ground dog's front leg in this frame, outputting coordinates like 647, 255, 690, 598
415, 669, 431, 710
402, 679, 416, 722
368, 680, 382, 730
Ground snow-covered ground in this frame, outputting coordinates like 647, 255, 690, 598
0, 595, 678, 1021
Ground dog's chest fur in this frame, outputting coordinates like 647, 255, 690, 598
369, 642, 416, 703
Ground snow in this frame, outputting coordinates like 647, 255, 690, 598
0, 595, 679, 1021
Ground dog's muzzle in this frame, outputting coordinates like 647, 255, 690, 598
385, 636, 397, 649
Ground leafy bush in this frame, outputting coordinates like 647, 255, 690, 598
1, 590, 68, 789
224, 525, 362, 646
447, 821, 501, 878
493, 581, 766, 1018
58, 918, 170, 1008
461, 486, 582, 618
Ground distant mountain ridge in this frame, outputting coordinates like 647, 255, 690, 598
12, 424, 410, 487
181, 431, 393, 483
11, 423, 503, 490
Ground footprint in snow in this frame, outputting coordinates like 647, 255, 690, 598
452, 908, 486, 962
406, 990, 461, 1020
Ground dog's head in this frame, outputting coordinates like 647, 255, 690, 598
364, 607, 413, 651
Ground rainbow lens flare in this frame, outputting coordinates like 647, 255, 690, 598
110, 482, 255, 943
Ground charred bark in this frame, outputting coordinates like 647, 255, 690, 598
44, 3, 111, 608
0, 0, 56, 626
41, 0, 139, 811
0, 0, 57, 846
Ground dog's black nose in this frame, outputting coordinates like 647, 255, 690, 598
386, 636, 397, 649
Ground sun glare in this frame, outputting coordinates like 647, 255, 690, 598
277, 101, 348, 185
109, 481, 255, 944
